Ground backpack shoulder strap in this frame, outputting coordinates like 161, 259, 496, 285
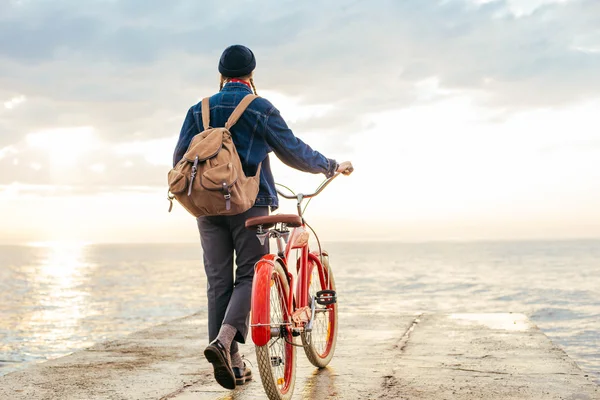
225, 94, 258, 130
201, 97, 211, 129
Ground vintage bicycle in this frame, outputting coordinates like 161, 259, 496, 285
245, 171, 350, 400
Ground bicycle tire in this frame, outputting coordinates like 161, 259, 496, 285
255, 261, 297, 400
301, 253, 338, 368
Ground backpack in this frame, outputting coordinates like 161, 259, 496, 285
167, 94, 261, 217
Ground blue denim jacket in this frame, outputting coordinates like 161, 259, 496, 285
173, 82, 338, 209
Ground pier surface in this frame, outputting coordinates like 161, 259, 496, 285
1, 312, 598, 399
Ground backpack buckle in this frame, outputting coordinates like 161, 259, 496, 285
188, 156, 199, 196
167, 191, 175, 212
222, 182, 231, 210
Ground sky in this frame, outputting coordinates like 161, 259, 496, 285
1, 0, 599, 244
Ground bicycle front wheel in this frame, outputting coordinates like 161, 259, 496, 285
255, 261, 297, 400
301, 253, 338, 368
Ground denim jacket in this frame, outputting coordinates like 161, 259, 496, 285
173, 82, 338, 209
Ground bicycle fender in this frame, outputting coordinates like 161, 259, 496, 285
251, 254, 277, 346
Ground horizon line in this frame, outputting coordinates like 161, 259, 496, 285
1, 237, 600, 248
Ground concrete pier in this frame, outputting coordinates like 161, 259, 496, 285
1, 312, 598, 399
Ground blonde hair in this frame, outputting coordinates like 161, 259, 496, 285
219, 74, 258, 95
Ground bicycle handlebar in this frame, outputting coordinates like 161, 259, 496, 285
275, 189, 296, 200
276, 172, 341, 201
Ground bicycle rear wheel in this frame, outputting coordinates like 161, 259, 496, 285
255, 262, 297, 400
301, 253, 338, 368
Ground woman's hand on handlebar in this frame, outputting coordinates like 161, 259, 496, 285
336, 161, 354, 176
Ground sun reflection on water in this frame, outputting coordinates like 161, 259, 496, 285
22, 241, 95, 360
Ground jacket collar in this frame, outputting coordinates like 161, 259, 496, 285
221, 82, 253, 94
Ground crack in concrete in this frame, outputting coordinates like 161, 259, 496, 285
443, 367, 511, 375
377, 315, 425, 398
397, 314, 423, 352
159, 376, 209, 400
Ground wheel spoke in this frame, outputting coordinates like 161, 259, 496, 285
269, 281, 285, 388
307, 264, 331, 355
255, 263, 296, 399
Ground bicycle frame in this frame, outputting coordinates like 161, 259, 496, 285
251, 223, 329, 346
251, 175, 338, 347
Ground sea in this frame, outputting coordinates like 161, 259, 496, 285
0, 241, 599, 384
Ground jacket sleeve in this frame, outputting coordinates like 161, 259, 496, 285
263, 105, 337, 177
172, 107, 198, 167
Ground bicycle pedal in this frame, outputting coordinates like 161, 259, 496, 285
315, 290, 336, 305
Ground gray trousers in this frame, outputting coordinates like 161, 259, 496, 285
197, 206, 269, 347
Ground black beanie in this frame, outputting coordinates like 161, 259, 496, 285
218, 45, 256, 78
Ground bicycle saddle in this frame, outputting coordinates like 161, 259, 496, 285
245, 214, 302, 230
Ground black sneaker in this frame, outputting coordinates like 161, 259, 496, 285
204, 340, 236, 390
233, 363, 253, 385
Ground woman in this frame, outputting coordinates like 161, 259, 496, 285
172, 44, 353, 390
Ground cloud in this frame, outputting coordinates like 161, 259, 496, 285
115, 138, 176, 166
3, 95, 26, 109
0, 145, 18, 160
475, 0, 574, 17
0, 128, 171, 187
0, 0, 599, 191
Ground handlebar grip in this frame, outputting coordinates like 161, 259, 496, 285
341, 166, 354, 175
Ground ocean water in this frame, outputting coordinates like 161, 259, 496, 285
0, 241, 599, 384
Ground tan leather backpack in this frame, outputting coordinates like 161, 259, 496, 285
167, 94, 261, 217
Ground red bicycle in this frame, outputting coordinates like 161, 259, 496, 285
245, 173, 346, 400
